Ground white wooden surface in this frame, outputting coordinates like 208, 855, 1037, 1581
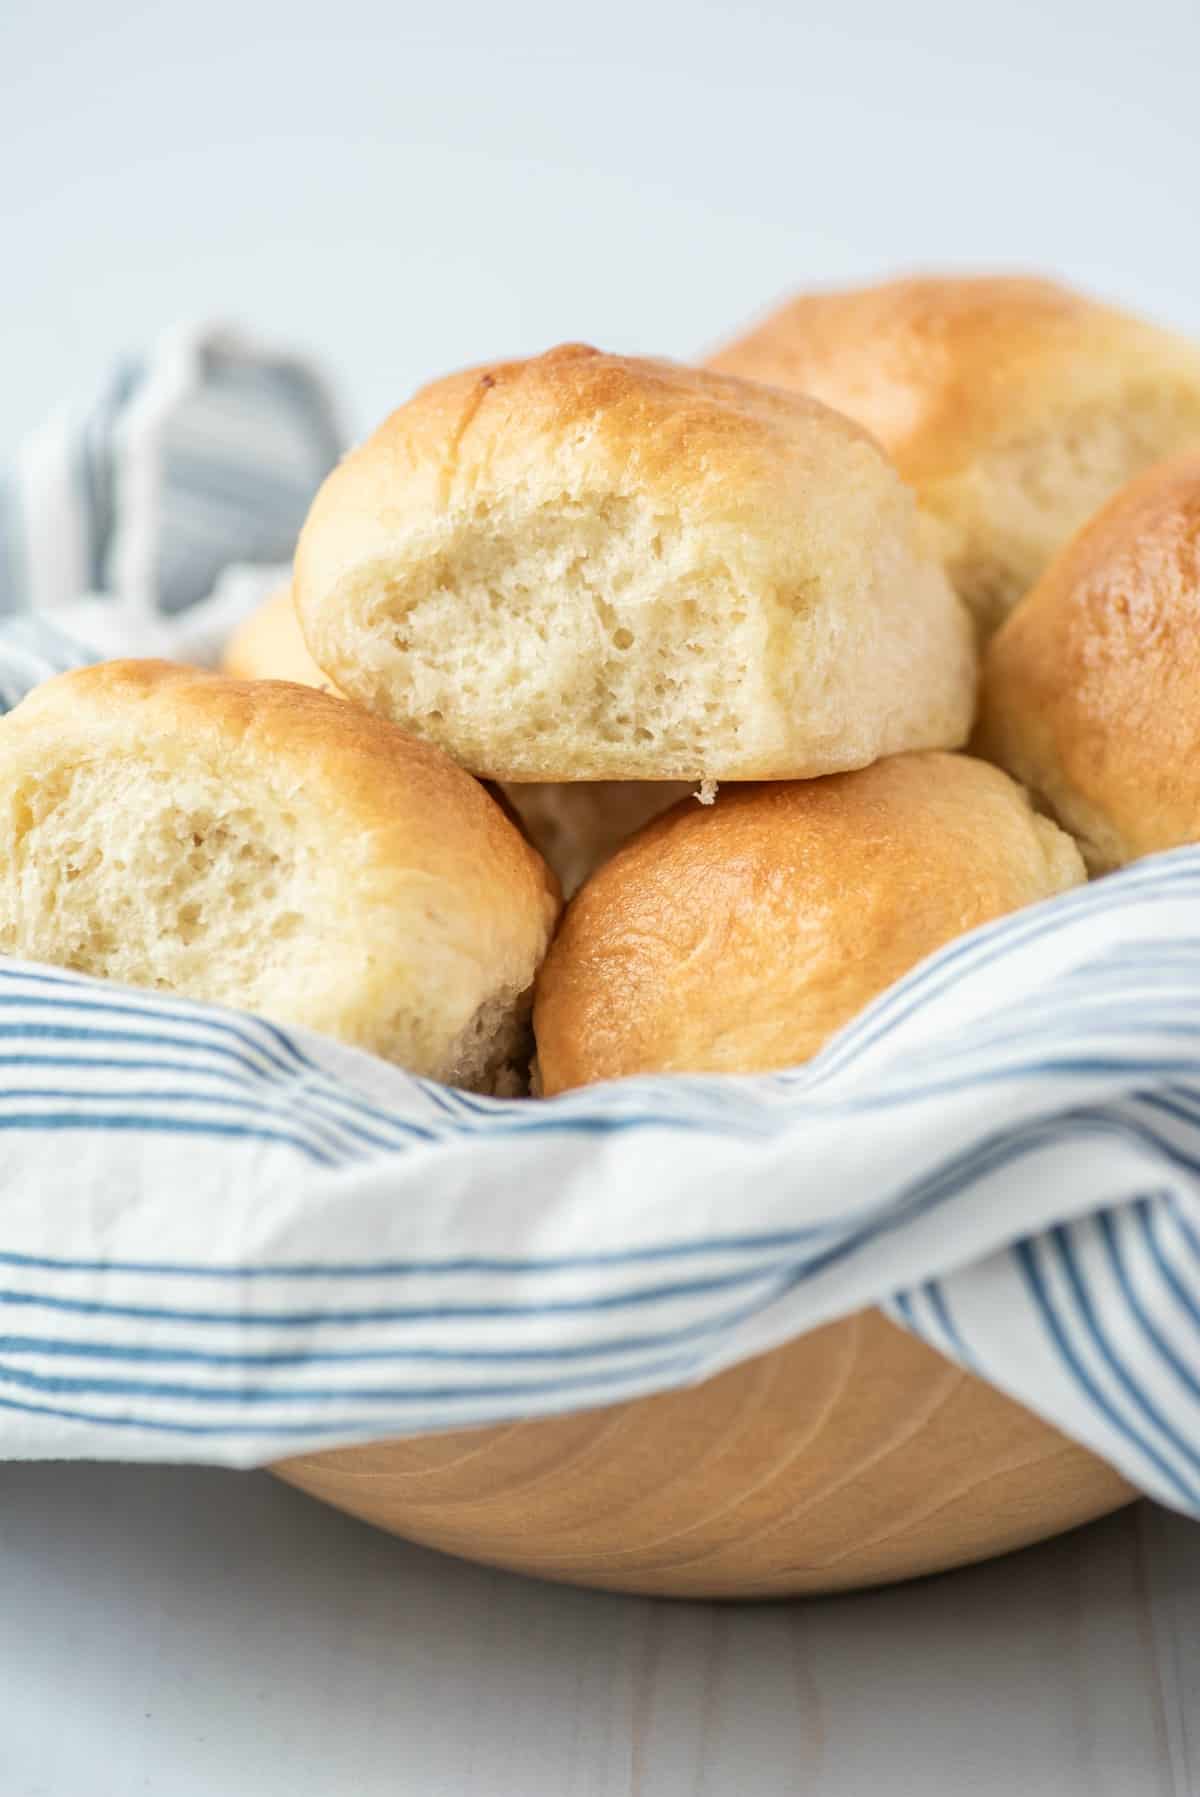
0, 1466, 1195, 1795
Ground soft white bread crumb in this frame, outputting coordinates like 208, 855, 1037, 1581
0, 661, 560, 1092
293, 345, 977, 781
221, 585, 690, 895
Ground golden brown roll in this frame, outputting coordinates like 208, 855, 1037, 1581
705, 275, 1200, 636
222, 583, 345, 694
0, 661, 559, 1092
534, 752, 1084, 1092
219, 586, 691, 895
293, 344, 975, 782
976, 451, 1200, 872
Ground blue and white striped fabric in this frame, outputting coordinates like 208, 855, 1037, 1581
0, 329, 1197, 1512
1, 320, 341, 662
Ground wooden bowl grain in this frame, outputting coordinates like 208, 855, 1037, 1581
275, 1309, 1133, 1599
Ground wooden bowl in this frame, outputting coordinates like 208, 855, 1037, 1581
275, 1309, 1133, 1599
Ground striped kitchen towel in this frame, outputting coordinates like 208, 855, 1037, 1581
0, 318, 341, 660
0, 327, 1196, 1512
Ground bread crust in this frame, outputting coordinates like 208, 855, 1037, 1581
0, 661, 560, 1088
293, 344, 975, 780
706, 275, 1200, 633
534, 751, 1084, 1092
977, 450, 1200, 870
222, 584, 344, 694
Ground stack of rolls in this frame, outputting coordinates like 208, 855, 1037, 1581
6, 273, 1200, 1592
218, 292, 1200, 1092
5, 276, 1200, 1097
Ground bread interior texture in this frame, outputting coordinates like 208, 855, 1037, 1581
320, 479, 963, 781
342, 497, 759, 776
0, 755, 531, 1094
935, 388, 1200, 633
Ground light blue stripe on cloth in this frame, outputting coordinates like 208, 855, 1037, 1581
0, 859, 1193, 1495
75, 354, 146, 592
0, 475, 27, 616
0, 328, 1197, 1512
0, 614, 102, 710
5, 321, 342, 624
149, 347, 342, 614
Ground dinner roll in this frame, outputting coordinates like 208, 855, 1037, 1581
976, 452, 1200, 872
293, 344, 975, 781
534, 752, 1084, 1092
705, 275, 1200, 636
222, 583, 344, 694
220, 586, 690, 895
0, 661, 559, 1092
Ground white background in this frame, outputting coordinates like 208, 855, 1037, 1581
3, 1, 1200, 1789
4, 0, 1200, 453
